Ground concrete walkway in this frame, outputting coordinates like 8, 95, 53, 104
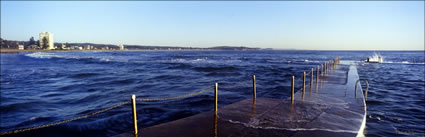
114, 62, 366, 137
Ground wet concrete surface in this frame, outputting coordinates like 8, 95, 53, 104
113, 62, 366, 137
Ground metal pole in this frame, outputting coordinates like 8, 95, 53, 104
310, 68, 313, 89
214, 113, 217, 137
325, 62, 328, 73
325, 62, 327, 73
252, 75, 256, 101
321, 64, 323, 76
131, 95, 138, 136
365, 80, 369, 100
214, 83, 218, 114
302, 72, 306, 94
291, 76, 295, 104
327, 62, 329, 71
326, 61, 331, 72
316, 66, 319, 81
328, 61, 330, 71
335, 59, 337, 67
330, 61, 332, 70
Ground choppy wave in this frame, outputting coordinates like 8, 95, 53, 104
382, 61, 425, 64
225, 118, 358, 133
25, 52, 129, 63
25, 52, 64, 59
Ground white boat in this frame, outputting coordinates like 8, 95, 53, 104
366, 53, 383, 63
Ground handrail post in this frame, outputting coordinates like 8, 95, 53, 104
329, 61, 331, 71
330, 61, 332, 70
252, 75, 256, 101
214, 83, 218, 115
291, 76, 295, 104
327, 61, 329, 71
338, 57, 340, 64
365, 80, 369, 100
321, 64, 323, 76
310, 68, 313, 89
335, 59, 338, 69
328, 60, 332, 72
316, 66, 319, 81
354, 79, 369, 101
131, 95, 138, 136
302, 72, 306, 95
325, 62, 327, 73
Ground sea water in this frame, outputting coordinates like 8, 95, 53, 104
1, 50, 423, 137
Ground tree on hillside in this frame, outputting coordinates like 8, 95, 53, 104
0, 38, 5, 48
29, 37, 35, 45
42, 37, 48, 49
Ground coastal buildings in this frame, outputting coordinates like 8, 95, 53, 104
39, 32, 54, 50
118, 44, 124, 50
61, 44, 67, 50
18, 45, 24, 50
28, 44, 38, 49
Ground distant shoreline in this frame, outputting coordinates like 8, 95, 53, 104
0, 49, 106, 54
1, 48, 423, 54
0, 48, 247, 54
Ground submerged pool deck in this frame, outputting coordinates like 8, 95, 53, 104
114, 62, 366, 137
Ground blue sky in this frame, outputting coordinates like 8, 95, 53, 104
1, 1, 424, 50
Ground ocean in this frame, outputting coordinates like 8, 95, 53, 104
0, 50, 424, 137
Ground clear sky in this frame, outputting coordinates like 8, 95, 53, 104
1, 1, 424, 50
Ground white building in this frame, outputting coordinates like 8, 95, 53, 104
18, 45, 24, 50
39, 32, 54, 50
118, 44, 124, 50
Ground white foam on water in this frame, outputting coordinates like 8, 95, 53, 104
25, 52, 133, 63
30, 117, 38, 121
25, 52, 64, 59
382, 61, 425, 65
225, 119, 358, 134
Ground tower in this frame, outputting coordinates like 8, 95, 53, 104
39, 32, 54, 50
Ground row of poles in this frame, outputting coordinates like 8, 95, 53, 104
291, 57, 340, 104
129, 57, 341, 136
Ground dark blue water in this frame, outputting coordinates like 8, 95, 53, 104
1, 50, 424, 137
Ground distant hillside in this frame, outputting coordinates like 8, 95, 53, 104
1, 37, 262, 50
207, 46, 260, 50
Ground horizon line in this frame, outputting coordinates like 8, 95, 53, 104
1, 37, 424, 51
